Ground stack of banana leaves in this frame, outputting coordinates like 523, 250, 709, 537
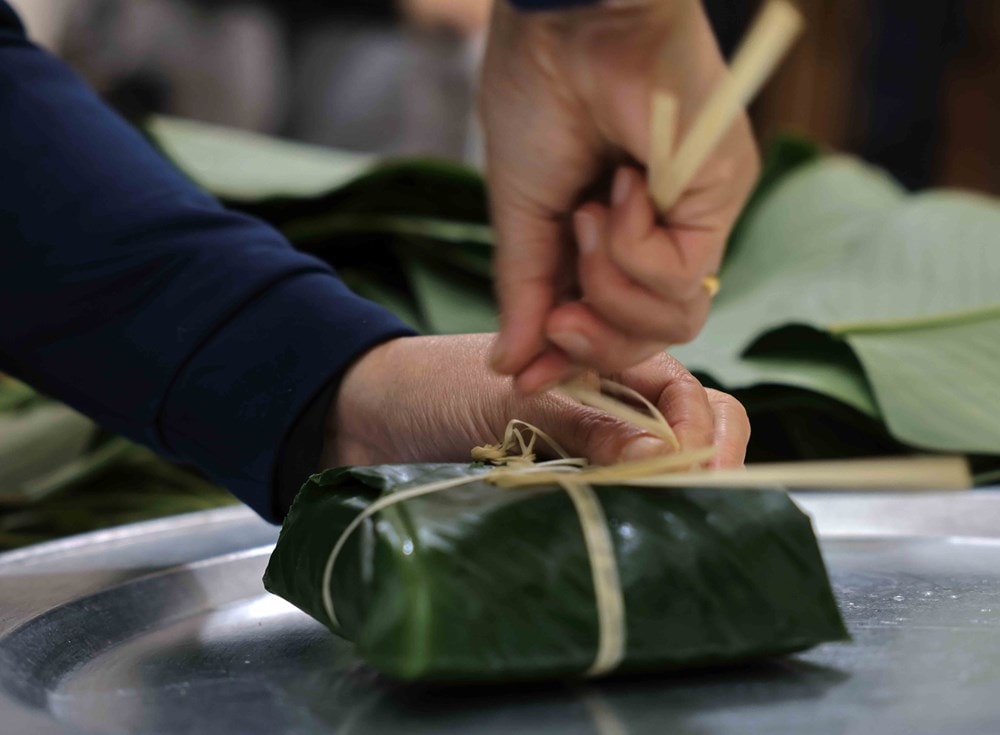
2, 116, 998, 551
149, 117, 1000, 480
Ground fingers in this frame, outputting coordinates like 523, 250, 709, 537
576, 200, 713, 344
638, 358, 750, 469
508, 162, 726, 387
512, 347, 579, 396
537, 195, 710, 377
646, 128, 759, 290
551, 162, 760, 370
606, 167, 719, 300
522, 352, 750, 469
608, 357, 750, 468
615, 354, 716, 455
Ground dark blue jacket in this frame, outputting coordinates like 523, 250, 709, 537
0, 0, 593, 521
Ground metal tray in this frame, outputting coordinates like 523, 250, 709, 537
3, 492, 1000, 735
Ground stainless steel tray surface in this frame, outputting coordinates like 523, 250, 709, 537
2, 492, 1000, 735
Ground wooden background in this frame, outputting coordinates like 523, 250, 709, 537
742, 1, 1000, 194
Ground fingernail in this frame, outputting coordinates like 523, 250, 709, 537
575, 210, 599, 254
621, 436, 670, 462
612, 168, 632, 207
549, 331, 592, 359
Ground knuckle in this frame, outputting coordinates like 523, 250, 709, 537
577, 411, 629, 461
671, 366, 705, 395
644, 349, 681, 374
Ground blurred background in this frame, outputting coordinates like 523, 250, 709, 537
9, 0, 1000, 194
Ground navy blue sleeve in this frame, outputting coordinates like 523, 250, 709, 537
0, 3, 414, 520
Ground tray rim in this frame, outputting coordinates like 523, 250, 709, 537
4, 490, 1000, 571
0, 505, 263, 569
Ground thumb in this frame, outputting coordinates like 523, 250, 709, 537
526, 392, 674, 466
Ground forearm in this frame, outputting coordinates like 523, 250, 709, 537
0, 3, 413, 520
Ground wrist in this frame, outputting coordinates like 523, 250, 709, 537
320, 336, 408, 469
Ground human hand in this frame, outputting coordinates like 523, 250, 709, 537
400, 0, 493, 35
480, 0, 759, 392
324, 334, 749, 471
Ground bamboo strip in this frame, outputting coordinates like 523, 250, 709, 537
647, 93, 678, 206
650, 0, 804, 211
559, 380, 682, 452
617, 455, 973, 491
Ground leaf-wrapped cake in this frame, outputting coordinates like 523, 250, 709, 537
264, 463, 848, 682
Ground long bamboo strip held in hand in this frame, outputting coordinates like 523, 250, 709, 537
650, 0, 804, 212
549, 382, 973, 492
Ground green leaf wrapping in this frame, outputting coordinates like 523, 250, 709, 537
264, 464, 848, 682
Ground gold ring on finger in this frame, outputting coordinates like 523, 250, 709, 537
702, 274, 721, 298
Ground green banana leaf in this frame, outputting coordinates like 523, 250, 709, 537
0, 375, 44, 412
149, 116, 495, 336
403, 250, 498, 334
0, 447, 235, 541
146, 116, 373, 201
672, 159, 1000, 455
265, 463, 848, 683
0, 402, 99, 504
